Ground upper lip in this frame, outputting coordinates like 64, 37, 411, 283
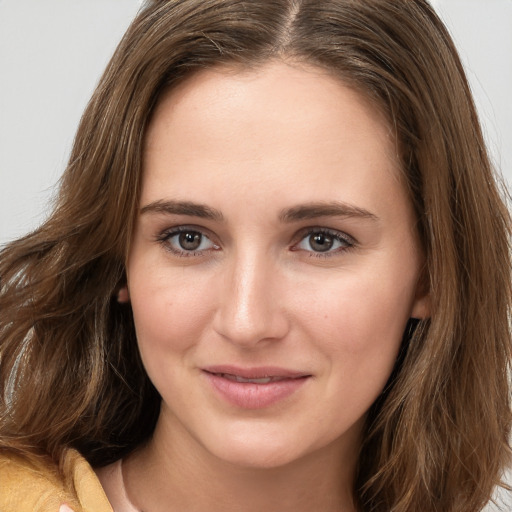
202, 365, 311, 379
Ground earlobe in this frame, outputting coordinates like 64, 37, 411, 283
411, 269, 431, 320
117, 286, 130, 303
411, 293, 430, 320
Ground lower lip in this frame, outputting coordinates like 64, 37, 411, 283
204, 372, 309, 409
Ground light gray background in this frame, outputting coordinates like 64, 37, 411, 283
0, 0, 511, 244
0, 1, 511, 509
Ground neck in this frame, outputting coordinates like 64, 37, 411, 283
122, 412, 360, 512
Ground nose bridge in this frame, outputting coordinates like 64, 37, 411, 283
214, 246, 287, 346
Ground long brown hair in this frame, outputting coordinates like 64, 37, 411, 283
1, 1, 510, 510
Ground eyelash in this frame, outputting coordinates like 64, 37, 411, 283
293, 228, 356, 258
155, 226, 356, 258
156, 226, 219, 257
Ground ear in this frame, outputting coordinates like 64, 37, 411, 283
411, 292, 430, 320
116, 285, 130, 303
410, 270, 430, 320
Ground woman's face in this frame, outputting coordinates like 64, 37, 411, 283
124, 61, 429, 469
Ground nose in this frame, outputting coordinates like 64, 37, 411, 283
212, 251, 290, 347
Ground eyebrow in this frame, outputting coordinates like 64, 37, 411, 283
140, 200, 224, 221
140, 199, 378, 223
279, 201, 379, 222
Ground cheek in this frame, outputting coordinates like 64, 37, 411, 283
293, 270, 416, 430
128, 266, 219, 399
128, 265, 216, 355
293, 264, 416, 377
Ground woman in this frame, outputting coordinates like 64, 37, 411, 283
0, 1, 510, 511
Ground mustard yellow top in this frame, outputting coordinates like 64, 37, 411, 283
0, 448, 113, 512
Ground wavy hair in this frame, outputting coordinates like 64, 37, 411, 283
1, 1, 510, 510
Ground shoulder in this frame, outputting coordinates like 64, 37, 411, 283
0, 448, 112, 512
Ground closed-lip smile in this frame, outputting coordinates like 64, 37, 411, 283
201, 365, 311, 409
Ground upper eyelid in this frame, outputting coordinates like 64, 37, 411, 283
157, 224, 215, 240
155, 226, 218, 251
155, 225, 357, 251
157, 224, 354, 236
293, 226, 357, 245
156, 226, 218, 257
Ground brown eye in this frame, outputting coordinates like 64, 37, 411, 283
159, 227, 218, 256
294, 229, 353, 255
308, 233, 334, 252
179, 231, 202, 251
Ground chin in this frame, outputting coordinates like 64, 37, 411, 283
199, 424, 312, 470
201, 419, 355, 472
213, 444, 305, 470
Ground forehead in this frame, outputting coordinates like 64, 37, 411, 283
141, 61, 407, 221
145, 60, 396, 160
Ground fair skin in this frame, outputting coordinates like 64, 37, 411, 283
96, 60, 429, 512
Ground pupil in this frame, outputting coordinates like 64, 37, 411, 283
310, 233, 333, 252
179, 232, 201, 250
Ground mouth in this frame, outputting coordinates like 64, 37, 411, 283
201, 366, 311, 409
202, 365, 311, 382
210, 373, 294, 384
204, 372, 309, 384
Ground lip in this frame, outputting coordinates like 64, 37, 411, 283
203, 365, 310, 380
202, 365, 311, 409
